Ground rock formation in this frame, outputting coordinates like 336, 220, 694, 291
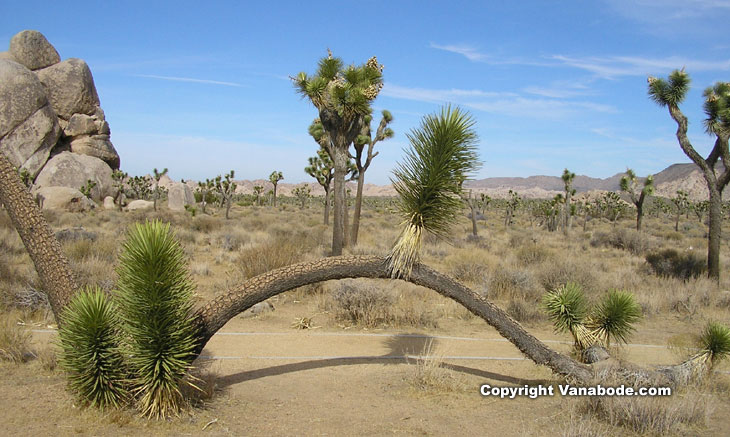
0, 30, 120, 208
167, 182, 195, 211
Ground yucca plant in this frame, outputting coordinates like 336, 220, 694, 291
58, 286, 127, 409
542, 282, 596, 350
698, 321, 730, 365
115, 220, 198, 419
387, 105, 480, 278
588, 290, 642, 347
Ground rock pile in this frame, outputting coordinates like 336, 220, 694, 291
0, 30, 120, 209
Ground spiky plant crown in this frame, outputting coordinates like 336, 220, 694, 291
588, 290, 642, 347
648, 69, 690, 107
387, 105, 480, 278
698, 321, 730, 365
58, 286, 128, 409
703, 81, 730, 135
114, 220, 198, 419
269, 171, 284, 185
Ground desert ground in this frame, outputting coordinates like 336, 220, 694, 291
1, 198, 730, 436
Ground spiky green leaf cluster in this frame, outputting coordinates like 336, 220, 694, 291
589, 290, 642, 347
388, 105, 480, 277
703, 81, 730, 135
698, 321, 730, 364
648, 69, 690, 107
115, 220, 198, 419
543, 282, 589, 335
58, 287, 127, 409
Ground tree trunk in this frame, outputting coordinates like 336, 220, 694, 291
0, 152, 77, 322
470, 204, 478, 237
707, 186, 722, 281
636, 204, 643, 231
323, 189, 330, 225
331, 147, 346, 255
351, 171, 365, 246
343, 188, 350, 248
675, 212, 680, 232
225, 199, 231, 220
192, 255, 593, 382
273, 184, 277, 207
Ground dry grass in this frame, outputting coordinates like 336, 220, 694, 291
0, 313, 34, 363
406, 340, 468, 394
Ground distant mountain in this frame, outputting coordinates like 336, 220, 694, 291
172, 162, 725, 201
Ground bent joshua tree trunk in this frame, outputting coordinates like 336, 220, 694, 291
0, 150, 712, 386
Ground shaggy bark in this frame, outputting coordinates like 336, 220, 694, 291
0, 152, 77, 322
192, 255, 593, 382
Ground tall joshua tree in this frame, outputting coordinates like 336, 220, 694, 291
269, 171, 284, 207
351, 110, 394, 245
648, 70, 730, 281
620, 168, 654, 231
196, 179, 215, 214
293, 50, 384, 255
215, 170, 236, 219
152, 168, 168, 212
561, 168, 576, 235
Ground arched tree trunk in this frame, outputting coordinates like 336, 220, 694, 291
0, 152, 77, 322
192, 255, 593, 382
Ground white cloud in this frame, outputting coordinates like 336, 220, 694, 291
381, 84, 615, 119
550, 55, 730, 78
134, 74, 243, 87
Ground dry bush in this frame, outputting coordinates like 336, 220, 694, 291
662, 230, 684, 242
215, 230, 250, 252
535, 258, 597, 293
445, 250, 492, 285
645, 248, 706, 280
0, 314, 34, 363
189, 215, 222, 233
235, 232, 314, 279
0, 227, 25, 256
407, 340, 467, 393
515, 243, 551, 266
489, 267, 541, 301
506, 298, 544, 324
590, 228, 652, 255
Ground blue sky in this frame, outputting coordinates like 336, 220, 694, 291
2, 1, 729, 184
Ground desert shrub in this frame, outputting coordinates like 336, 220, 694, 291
536, 259, 597, 293
506, 299, 543, 324
662, 231, 684, 241
235, 233, 313, 279
189, 215, 221, 233
0, 314, 34, 363
408, 341, 467, 393
216, 230, 250, 252
333, 281, 396, 328
590, 228, 651, 255
489, 268, 540, 301
515, 243, 551, 266
446, 252, 490, 285
115, 220, 197, 419
58, 287, 127, 409
645, 249, 706, 280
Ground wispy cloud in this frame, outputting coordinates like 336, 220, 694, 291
134, 74, 243, 87
428, 42, 550, 67
382, 84, 615, 119
523, 78, 597, 98
550, 55, 730, 78
604, 0, 730, 36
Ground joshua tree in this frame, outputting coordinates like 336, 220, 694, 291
351, 110, 394, 245
79, 180, 96, 200
252, 185, 263, 206
504, 190, 522, 227
305, 124, 358, 225
479, 193, 491, 217
214, 170, 236, 219
561, 168, 576, 234
128, 175, 152, 200
111, 170, 128, 210
462, 189, 480, 237
388, 105, 480, 278
151, 168, 168, 211
195, 179, 215, 214
269, 171, 284, 207
293, 50, 384, 256
671, 190, 690, 231
692, 200, 710, 223
598, 191, 626, 225
648, 70, 730, 281
292, 184, 311, 209
620, 168, 654, 231
18, 168, 32, 188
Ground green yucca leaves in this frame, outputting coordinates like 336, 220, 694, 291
589, 290, 642, 347
542, 283, 594, 349
115, 220, 198, 419
388, 105, 480, 278
698, 321, 730, 365
648, 69, 690, 107
58, 287, 127, 409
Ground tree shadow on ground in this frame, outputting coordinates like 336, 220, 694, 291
211, 333, 548, 389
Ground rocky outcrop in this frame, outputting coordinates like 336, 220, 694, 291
103, 196, 116, 209
167, 182, 195, 211
8, 30, 60, 71
34, 152, 113, 201
35, 186, 95, 212
126, 199, 154, 211
0, 29, 121, 200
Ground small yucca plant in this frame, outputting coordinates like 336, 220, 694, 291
387, 105, 480, 278
698, 321, 730, 365
542, 282, 596, 350
58, 286, 127, 409
115, 220, 198, 419
589, 290, 642, 347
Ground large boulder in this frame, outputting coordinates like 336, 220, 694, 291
0, 60, 59, 178
9, 30, 60, 71
34, 151, 113, 201
0, 52, 14, 61
126, 199, 154, 211
167, 182, 195, 211
103, 196, 116, 210
35, 58, 100, 119
69, 134, 120, 169
35, 186, 95, 212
